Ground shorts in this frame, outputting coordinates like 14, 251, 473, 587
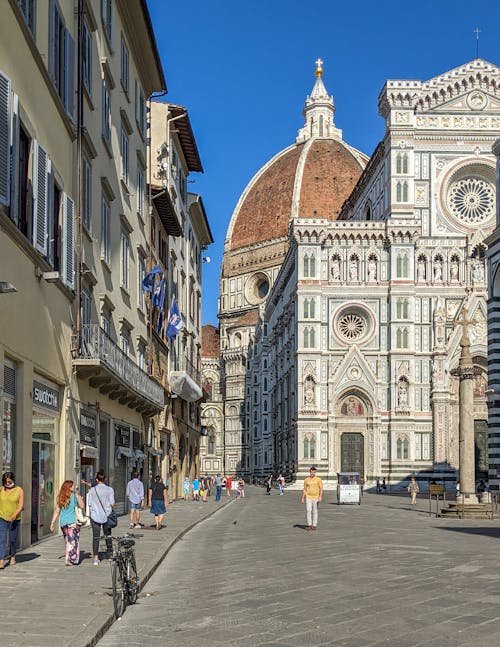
130, 502, 142, 510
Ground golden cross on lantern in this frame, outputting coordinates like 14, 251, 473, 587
474, 27, 481, 58
315, 58, 324, 77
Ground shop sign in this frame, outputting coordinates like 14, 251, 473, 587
33, 380, 60, 411
115, 423, 130, 447
80, 412, 97, 446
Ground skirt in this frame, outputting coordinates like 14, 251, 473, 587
151, 499, 166, 515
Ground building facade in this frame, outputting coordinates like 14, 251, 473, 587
148, 100, 213, 499
0, 0, 166, 546
486, 137, 500, 487
200, 324, 224, 475
219, 59, 499, 488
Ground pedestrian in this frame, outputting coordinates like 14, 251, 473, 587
0, 471, 24, 570
50, 480, 85, 565
192, 475, 200, 501
126, 471, 144, 529
183, 475, 191, 501
408, 477, 419, 506
87, 472, 115, 566
238, 477, 245, 498
148, 475, 168, 530
301, 466, 323, 530
266, 474, 273, 495
226, 475, 232, 497
382, 477, 387, 493
215, 473, 223, 501
278, 473, 285, 495
376, 477, 381, 493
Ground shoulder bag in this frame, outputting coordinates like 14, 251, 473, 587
94, 487, 118, 529
75, 494, 91, 527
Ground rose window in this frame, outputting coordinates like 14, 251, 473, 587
338, 313, 366, 341
447, 178, 494, 224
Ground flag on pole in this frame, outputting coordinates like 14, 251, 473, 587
141, 265, 162, 292
152, 277, 166, 309
166, 296, 185, 339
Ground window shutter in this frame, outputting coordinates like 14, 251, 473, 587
10, 93, 19, 224
48, 0, 56, 80
33, 141, 49, 255
0, 71, 11, 206
62, 193, 75, 289
65, 30, 75, 121
135, 80, 139, 124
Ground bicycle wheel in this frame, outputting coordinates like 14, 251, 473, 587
111, 559, 127, 618
126, 551, 139, 605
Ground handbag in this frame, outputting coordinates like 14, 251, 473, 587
75, 504, 90, 527
94, 487, 118, 529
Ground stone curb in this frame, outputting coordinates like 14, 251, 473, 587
82, 498, 233, 647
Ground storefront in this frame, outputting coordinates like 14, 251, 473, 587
31, 377, 60, 543
2, 360, 17, 474
80, 410, 98, 499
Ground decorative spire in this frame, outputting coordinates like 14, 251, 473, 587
296, 59, 342, 143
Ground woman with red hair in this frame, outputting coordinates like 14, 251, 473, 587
50, 480, 84, 566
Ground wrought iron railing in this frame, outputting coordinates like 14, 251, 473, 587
78, 324, 164, 408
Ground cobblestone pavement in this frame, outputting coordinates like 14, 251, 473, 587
1, 496, 230, 647
97, 489, 500, 647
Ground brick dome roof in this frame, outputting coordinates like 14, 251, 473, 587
227, 138, 367, 252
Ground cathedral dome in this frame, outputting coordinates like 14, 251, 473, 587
225, 61, 368, 252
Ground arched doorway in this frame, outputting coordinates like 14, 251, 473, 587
335, 392, 373, 478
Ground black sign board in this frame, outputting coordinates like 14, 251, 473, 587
80, 412, 97, 446
115, 423, 130, 447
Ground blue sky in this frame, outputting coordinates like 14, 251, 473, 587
147, 0, 500, 326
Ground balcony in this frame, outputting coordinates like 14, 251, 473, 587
73, 324, 164, 415
169, 355, 203, 402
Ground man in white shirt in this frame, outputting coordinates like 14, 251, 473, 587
126, 471, 144, 528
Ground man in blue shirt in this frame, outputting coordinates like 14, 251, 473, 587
126, 471, 144, 528
215, 473, 223, 501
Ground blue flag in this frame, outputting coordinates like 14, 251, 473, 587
152, 277, 166, 309
142, 265, 162, 293
166, 296, 185, 339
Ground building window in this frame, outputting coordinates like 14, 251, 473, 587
17, 0, 36, 35
82, 155, 92, 232
102, 80, 111, 142
304, 327, 316, 348
101, 312, 111, 336
304, 298, 316, 319
120, 126, 129, 185
304, 253, 316, 278
120, 230, 130, 290
396, 153, 408, 174
136, 164, 145, 218
137, 343, 146, 371
120, 333, 129, 356
415, 433, 431, 460
396, 434, 409, 459
101, 0, 112, 45
303, 433, 316, 459
100, 195, 110, 263
135, 80, 146, 137
396, 181, 409, 202
396, 298, 409, 319
138, 255, 145, 311
49, 0, 75, 119
120, 35, 129, 94
207, 434, 215, 455
396, 252, 409, 278
81, 289, 91, 326
396, 328, 409, 349
82, 21, 92, 96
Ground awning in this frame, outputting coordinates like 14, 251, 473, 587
115, 446, 134, 460
81, 445, 98, 459
134, 449, 145, 459
169, 371, 203, 402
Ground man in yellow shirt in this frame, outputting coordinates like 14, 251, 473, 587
301, 466, 323, 530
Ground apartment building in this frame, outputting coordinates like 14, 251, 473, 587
149, 100, 213, 499
0, 0, 166, 548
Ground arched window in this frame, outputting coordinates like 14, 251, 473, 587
304, 254, 310, 277
396, 153, 409, 174
365, 203, 372, 220
396, 252, 409, 278
303, 433, 316, 459
263, 359, 268, 369
253, 410, 258, 422
263, 418, 268, 432
304, 299, 310, 318
397, 434, 409, 459
310, 298, 315, 318
263, 377, 268, 391
396, 181, 402, 202
402, 181, 408, 202
263, 400, 268, 412
319, 115, 324, 137
396, 181, 409, 202
304, 328, 309, 347
309, 254, 316, 277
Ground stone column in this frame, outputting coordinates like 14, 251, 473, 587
453, 308, 478, 504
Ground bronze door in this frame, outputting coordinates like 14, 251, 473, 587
341, 433, 364, 474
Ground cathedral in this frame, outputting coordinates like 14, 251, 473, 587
201, 58, 500, 489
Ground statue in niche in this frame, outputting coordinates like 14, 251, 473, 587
349, 258, 359, 281
331, 257, 341, 281
304, 376, 315, 406
473, 374, 487, 398
433, 258, 443, 282
472, 261, 484, 282
450, 260, 459, 282
367, 258, 377, 282
417, 257, 426, 282
398, 381, 408, 407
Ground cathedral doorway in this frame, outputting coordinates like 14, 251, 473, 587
341, 433, 364, 474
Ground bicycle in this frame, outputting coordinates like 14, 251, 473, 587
103, 534, 140, 618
